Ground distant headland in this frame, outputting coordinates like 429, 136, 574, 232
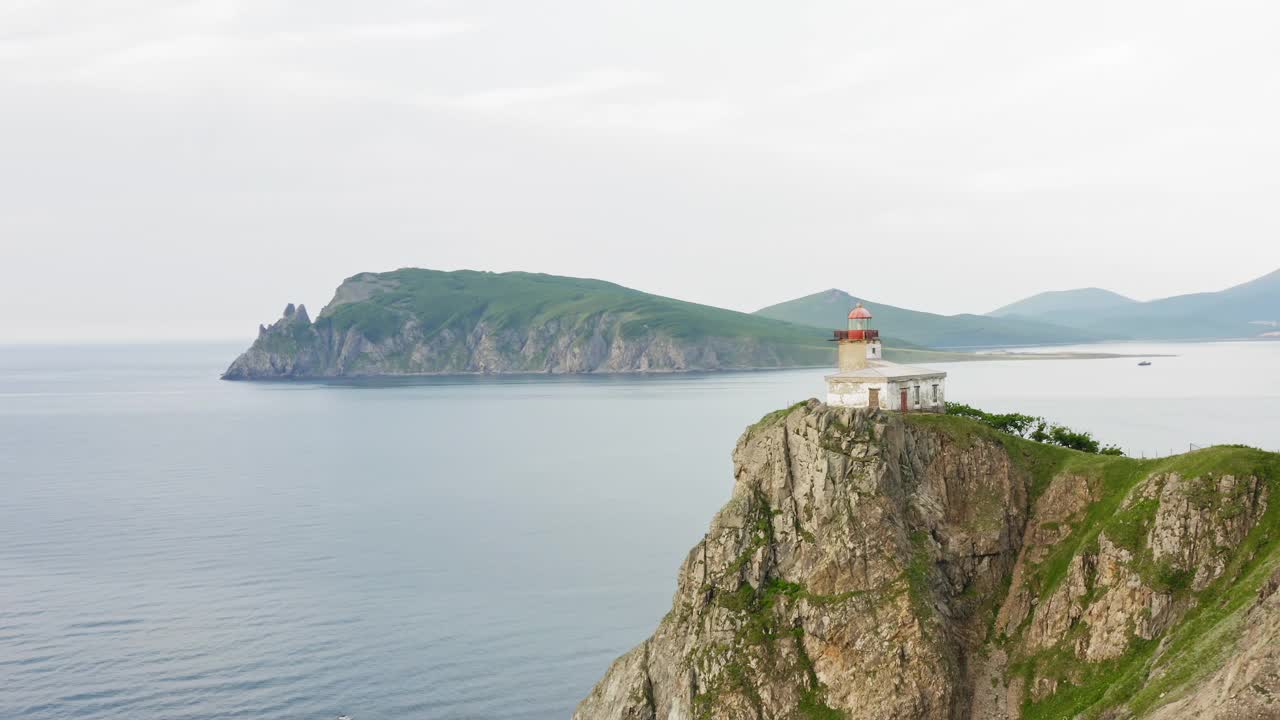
221, 268, 844, 379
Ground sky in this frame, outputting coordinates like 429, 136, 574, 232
3, 0, 1280, 342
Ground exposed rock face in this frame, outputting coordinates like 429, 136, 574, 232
575, 403, 1280, 720
1147, 565, 1280, 720
223, 307, 812, 379
222, 271, 831, 379
223, 303, 325, 379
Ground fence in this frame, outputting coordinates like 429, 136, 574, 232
1136, 443, 1267, 458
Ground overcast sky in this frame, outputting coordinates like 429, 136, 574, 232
4, 1, 1279, 342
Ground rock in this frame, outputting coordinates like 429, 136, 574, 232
221, 302, 322, 380
574, 403, 1280, 720
1147, 563, 1280, 720
576, 402, 1027, 720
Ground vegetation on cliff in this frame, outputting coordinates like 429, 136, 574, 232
577, 402, 1280, 720
890, 412, 1280, 720
944, 402, 1125, 455
319, 269, 841, 347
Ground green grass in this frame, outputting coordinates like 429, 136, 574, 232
1012, 452, 1277, 717
1019, 500, 1280, 720
316, 268, 842, 366
1029, 457, 1154, 599
686, 405, 1280, 719
749, 401, 810, 434
902, 412, 1280, 719
320, 301, 402, 343
256, 319, 318, 355
905, 530, 936, 626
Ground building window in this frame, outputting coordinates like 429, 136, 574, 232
932, 384, 939, 403
913, 386, 920, 406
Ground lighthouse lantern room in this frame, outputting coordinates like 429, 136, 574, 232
834, 304, 882, 372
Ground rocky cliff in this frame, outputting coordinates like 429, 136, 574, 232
222, 269, 834, 379
575, 402, 1280, 720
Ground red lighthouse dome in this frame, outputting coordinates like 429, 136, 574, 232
843, 303, 876, 335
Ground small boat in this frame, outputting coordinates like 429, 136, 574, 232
1138, 361, 1152, 366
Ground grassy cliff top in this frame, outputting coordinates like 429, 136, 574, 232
906, 411, 1279, 501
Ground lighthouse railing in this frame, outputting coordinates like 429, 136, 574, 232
831, 329, 880, 341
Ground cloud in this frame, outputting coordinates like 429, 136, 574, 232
0, 3, 717, 137
1073, 44, 1140, 68
438, 70, 740, 136
0, 4, 474, 91
776, 48, 906, 99
452, 68, 660, 109
561, 98, 738, 134
65, 19, 474, 81
6, 0, 1280, 342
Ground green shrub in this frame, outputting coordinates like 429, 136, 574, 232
944, 402, 1123, 456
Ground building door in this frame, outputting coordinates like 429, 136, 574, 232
868, 388, 879, 408
900, 388, 909, 412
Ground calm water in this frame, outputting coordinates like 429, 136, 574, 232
2, 340, 1278, 719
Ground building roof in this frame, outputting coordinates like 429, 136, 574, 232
824, 360, 947, 382
848, 303, 872, 320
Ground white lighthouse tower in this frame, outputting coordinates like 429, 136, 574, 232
825, 304, 946, 412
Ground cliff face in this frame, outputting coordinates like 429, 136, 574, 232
222, 270, 833, 379
222, 303, 327, 379
222, 304, 817, 379
575, 402, 1280, 720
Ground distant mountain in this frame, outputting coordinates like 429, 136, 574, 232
990, 287, 1137, 318
224, 269, 923, 379
990, 268, 1280, 340
754, 289, 1109, 348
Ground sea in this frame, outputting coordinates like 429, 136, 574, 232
2, 340, 1278, 719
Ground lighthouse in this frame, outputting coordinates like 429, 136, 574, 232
836, 303, 881, 371
825, 303, 947, 412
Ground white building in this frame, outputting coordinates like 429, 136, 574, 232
825, 304, 947, 412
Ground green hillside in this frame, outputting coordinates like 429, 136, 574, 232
318, 268, 853, 350
991, 268, 1280, 340
227, 269, 933, 379
755, 289, 1109, 348
990, 287, 1137, 318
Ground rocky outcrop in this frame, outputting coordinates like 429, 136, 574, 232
223, 303, 326, 379
575, 403, 1280, 720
